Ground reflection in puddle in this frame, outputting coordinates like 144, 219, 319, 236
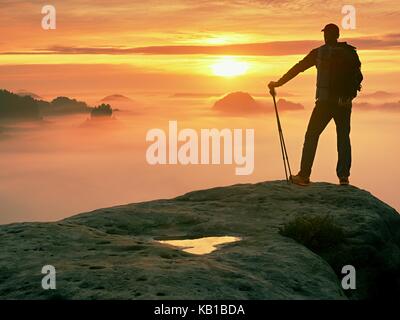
158, 236, 241, 255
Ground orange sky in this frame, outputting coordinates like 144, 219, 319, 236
1, 0, 400, 96
0, 1, 400, 223
1, 0, 400, 49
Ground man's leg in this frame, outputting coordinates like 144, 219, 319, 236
299, 101, 333, 178
333, 105, 352, 179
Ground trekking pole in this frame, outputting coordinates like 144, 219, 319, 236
269, 86, 293, 183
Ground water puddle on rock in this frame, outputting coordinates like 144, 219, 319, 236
157, 236, 241, 255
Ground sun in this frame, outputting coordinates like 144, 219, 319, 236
212, 57, 249, 77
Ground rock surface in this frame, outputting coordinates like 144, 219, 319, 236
1, 181, 399, 300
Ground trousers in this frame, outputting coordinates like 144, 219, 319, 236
299, 99, 352, 178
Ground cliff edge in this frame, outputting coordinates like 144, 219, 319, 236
1, 181, 399, 300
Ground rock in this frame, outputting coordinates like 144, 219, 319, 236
0, 181, 399, 300
213, 92, 264, 115
212, 92, 305, 115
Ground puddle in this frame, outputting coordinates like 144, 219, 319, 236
157, 236, 241, 255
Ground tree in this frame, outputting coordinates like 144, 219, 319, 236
90, 104, 113, 118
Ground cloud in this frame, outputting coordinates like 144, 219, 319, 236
358, 91, 397, 99
3, 33, 398, 57
171, 92, 223, 98
353, 101, 400, 111
276, 99, 304, 111
2, 0, 399, 55
2, 42, 318, 56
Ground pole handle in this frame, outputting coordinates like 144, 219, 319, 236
268, 84, 276, 97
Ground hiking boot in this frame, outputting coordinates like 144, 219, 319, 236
339, 177, 350, 186
290, 174, 310, 186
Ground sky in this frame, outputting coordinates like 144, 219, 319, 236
1, 0, 400, 97
1, 1, 400, 78
0, 0, 399, 223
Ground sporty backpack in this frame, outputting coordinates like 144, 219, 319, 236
331, 42, 364, 99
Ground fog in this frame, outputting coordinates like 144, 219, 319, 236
0, 94, 399, 224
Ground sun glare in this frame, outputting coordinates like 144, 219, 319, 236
212, 57, 249, 77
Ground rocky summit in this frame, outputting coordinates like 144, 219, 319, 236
1, 181, 399, 300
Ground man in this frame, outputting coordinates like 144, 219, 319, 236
269, 23, 363, 186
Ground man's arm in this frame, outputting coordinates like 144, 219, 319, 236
269, 48, 318, 89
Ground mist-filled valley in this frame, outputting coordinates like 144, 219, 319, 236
1, 90, 399, 224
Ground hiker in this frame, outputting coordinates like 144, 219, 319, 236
268, 23, 363, 186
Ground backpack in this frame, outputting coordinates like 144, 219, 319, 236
330, 42, 363, 99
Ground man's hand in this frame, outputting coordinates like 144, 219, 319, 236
268, 81, 280, 96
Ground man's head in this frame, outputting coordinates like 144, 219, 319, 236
322, 23, 340, 45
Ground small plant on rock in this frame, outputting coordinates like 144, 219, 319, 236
279, 215, 345, 252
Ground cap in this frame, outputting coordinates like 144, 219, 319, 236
321, 23, 340, 35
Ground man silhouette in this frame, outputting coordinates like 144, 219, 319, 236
269, 23, 363, 186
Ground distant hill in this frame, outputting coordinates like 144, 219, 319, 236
0, 89, 41, 120
213, 92, 304, 115
360, 91, 395, 99
0, 89, 115, 120
100, 94, 133, 103
213, 92, 264, 115
38, 96, 91, 115
16, 90, 42, 100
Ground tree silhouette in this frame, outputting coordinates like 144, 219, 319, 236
0, 89, 40, 119
91, 104, 113, 118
